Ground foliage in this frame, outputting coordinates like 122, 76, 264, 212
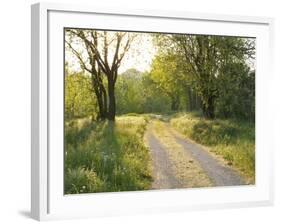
171, 113, 255, 183
66, 29, 255, 121
115, 69, 146, 114
216, 63, 255, 121
64, 116, 152, 194
154, 34, 255, 119
115, 69, 171, 114
66, 29, 136, 120
150, 53, 186, 111
65, 72, 97, 120
64, 30, 256, 192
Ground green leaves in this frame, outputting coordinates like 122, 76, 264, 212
158, 34, 255, 119
65, 72, 98, 120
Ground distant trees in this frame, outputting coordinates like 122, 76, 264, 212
65, 30, 255, 122
66, 29, 135, 121
150, 54, 184, 111
115, 69, 171, 114
115, 69, 145, 114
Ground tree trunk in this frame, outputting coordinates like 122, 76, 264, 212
100, 85, 108, 120
107, 79, 116, 121
95, 92, 104, 120
171, 94, 180, 111
192, 91, 197, 110
171, 99, 176, 111
194, 93, 200, 110
202, 96, 215, 119
187, 87, 193, 111
91, 78, 107, 120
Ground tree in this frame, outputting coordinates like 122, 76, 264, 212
115, 69, 144, 114
168, 35, 255, 119
216, 62, 255, 121
141, 72, 171, 113
150, 53, 185, 111
66, 29, 135, 121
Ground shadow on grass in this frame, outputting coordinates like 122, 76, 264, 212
191, 119, 254, 146
64, 117, 152, 194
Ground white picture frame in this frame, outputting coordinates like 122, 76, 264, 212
31, 2, 274, 221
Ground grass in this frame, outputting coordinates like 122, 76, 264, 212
64, 115, 152, 194
170, 113, 255, 184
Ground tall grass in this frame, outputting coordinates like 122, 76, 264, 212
171, 113, 255, 184
64, 115, 152, 194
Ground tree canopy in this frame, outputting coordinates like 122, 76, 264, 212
65, 30, 255, 122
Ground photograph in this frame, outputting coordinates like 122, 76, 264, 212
64, 28, 256, 194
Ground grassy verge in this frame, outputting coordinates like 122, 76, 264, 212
170, 113, 255, 184
64, 115, 152, 194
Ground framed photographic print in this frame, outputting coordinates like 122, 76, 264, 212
31, 2, 274, 221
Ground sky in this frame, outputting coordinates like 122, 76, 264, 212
65, 31, 157, 74
65, 30, 256, 74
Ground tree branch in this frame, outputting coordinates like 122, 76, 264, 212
65, 40, 92, 74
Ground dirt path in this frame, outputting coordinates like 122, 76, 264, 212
145, 133, 181, 189
144, 120, 245, 189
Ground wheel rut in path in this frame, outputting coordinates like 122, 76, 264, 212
146, 132, 182, 189
170, 129, 245, 186
145, 120, 245, 189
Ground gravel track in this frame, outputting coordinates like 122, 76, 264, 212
146, 132, 182, 189
145, 120, 245, 189
171, 131, 245, 186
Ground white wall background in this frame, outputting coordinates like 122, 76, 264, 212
0, 0, 279, 223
